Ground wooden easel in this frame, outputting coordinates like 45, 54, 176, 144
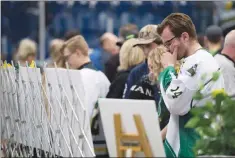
114, 114, 153, 157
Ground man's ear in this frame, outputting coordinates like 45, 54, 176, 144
182, 32, 190, 42
75, 48, 82, 56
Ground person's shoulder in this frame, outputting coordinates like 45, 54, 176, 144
130, 62, 147, 73
215, 54, 235, 67
192, 48, 217, 64
81, 68, 110, 84
115, 70, 130, 79
214, 53, 224, 61
196, 49, 212, 58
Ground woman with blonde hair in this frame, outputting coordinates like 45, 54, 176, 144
17, 38, 37, 66
147, 46, 180, 84
106, 38, 145, 98
147, 46, 181, 139
48, 39, 64, 66
128, 46, 180, 130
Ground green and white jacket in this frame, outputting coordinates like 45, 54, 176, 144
159, 49, 225, 157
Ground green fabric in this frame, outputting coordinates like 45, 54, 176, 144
210, 50, 217, 57
158, 66, 176, 117
159, 66, 200, 157
178, 113, 200, 157
159, 66, 177, 157
164, 139, 177, 157
159, 66, 176, 91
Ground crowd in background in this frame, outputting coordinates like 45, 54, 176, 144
1, 1, 235, 158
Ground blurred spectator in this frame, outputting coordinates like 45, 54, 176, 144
214, 30, 235, 96
62, 35, 95, 70
100, 32, 119, 55
106, 38, 145, 98
16, 38, 37, 66
104, 24, 139, 82
62, 35, 110, 116
62, 35, 110, 158
197, 34, 205, 48
47, 39, 64, 66
1, 53, 7, 61
90, 32, 119, 73
204, 25, 224, 56
116, 24, 139, 47
123, 25, 162, 99
64, 29, 80, 40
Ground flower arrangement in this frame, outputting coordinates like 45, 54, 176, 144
186, 72, 235, 156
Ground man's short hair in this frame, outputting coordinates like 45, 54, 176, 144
100, 32, 118, 47
205, 25, 223, 44
157, 13, 197, 40
63, 35, 89, 56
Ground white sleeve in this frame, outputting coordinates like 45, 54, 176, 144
160, 71, 198, 116
97, 72, 111, 98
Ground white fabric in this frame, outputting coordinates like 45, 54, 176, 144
162, 49, 224, 116
215, 54, 235, 96
161, 49, 225, 156
80, 68, 110, 120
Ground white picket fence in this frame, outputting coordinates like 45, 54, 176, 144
0, 61, 95, 157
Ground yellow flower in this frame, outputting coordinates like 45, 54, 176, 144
7, 63, 12, 67
3, 61, 8, 68
175, 66, 180, 74
29, 60, 36, 68
211, 89, 227, 98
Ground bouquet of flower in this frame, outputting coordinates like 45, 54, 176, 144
186, 72, 235, 156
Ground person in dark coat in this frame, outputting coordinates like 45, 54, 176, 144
105, 24, 139, 82
106, 38, 145, 98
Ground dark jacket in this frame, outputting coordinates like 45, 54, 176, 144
106, 67, 133, 99
104, 53, 120, 82
128, 75, 169, 130
123, 61, 149, 98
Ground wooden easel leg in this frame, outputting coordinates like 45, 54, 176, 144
114, 114, 123, 157
133, 114, 153, 157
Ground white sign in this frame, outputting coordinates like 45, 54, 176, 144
98, 98, 165, 157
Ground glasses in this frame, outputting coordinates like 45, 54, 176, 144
164, 36, 177, 48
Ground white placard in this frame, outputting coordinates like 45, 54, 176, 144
18, 66, 50, 151
44, 68, 94, 157
98, 98, 165, 157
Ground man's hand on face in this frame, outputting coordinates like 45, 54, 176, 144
160, 46, 178, 69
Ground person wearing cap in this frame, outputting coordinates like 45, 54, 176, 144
104, 24, 139, 82
204, 25, 224, 56
123, 25, 162, 100
214, 30, 235, 96
157, 13, 225, 157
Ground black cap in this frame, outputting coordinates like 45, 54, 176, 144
205, 25, 223, 43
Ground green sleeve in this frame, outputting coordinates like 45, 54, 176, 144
157, 66, 177, 128
158, 66, 177, 91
